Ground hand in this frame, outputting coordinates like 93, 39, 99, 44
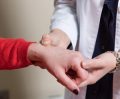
79, 52, 116, 87
40, 29, 71, 48
27, 43, 88, 95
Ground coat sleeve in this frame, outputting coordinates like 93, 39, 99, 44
50, 0, 78, 49
0, 38, 32, 70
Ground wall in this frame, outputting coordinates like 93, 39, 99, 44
0, 0, 65, 99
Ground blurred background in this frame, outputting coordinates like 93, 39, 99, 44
0, 0, 65, 99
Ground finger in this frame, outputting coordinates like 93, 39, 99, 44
82, 59, 103, 70
40, 34, 52, 46
79, 69, 106, 87
72, 61, 89, 81
56, 69, 79, 95
66, 69, 81, 85
77, 67, 89, 81
79, 73, 93, 87
66, 69, 82, 85
57, 79, 81, 94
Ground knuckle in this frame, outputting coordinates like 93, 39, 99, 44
70, 53, 83, 62
75, 52, 82, 57
71, 57, 79, 63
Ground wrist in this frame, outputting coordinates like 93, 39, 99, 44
107, 50, 120, 73
27, 43, 44, 62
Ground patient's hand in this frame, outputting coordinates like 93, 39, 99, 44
28, 43, 88, 95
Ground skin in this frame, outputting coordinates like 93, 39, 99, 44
41, 29, 71, 48
80, 52, 116, 87
40, 29, 117, 88
27, 43, 88, 94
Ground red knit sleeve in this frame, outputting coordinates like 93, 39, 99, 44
0, 38, 32, 70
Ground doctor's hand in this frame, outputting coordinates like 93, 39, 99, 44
40, 29, 71, 48
79, 52, 116, 87
28, 43, 88, 95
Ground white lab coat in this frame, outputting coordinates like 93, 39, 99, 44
50, 0, 120, 99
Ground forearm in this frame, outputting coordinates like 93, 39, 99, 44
0, 38, 32, 70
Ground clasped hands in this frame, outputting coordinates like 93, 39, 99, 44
29, 32, 116, 95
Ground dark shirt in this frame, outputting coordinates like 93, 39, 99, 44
86, 0, 119, 99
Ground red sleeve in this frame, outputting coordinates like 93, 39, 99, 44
0, 38, 33, 70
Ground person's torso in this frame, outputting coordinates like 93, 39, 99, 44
65, 0, 120, 99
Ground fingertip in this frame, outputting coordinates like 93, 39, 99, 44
41, 37, 52, 46
82, 62, 86, 67
56, 71, 80, 94
73, 89, 79, 95
42, 34, 51, 41
82, 62, 89, 70
83, 59, 93, 69
42, 34, 49, 39
67, 81, 80, 94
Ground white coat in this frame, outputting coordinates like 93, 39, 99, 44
51, 0, 120, 99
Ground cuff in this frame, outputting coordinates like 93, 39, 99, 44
50, 22, 78, 50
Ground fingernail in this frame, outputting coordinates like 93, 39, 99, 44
73, 89, 79, 95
